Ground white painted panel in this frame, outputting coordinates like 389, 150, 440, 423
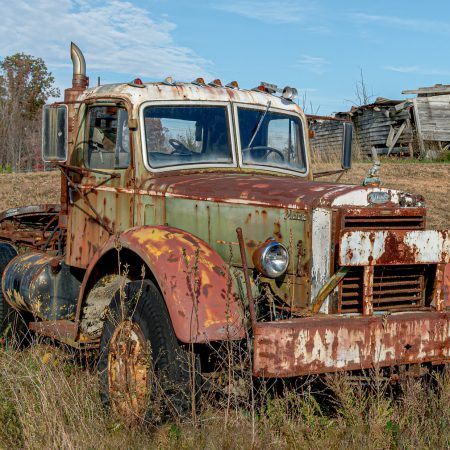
311, 208, 332, 313
339, 230, 450, 266
332, 188, 400, 206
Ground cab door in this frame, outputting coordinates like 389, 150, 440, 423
66, 102, 134, 268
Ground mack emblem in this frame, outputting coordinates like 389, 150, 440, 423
284, 210, 307, 221
367, 191, 390, 204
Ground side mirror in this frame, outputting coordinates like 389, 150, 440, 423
341, 122, 353, 170
42, 104, 68, 162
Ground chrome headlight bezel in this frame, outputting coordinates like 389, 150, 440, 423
252, 240, 289, 278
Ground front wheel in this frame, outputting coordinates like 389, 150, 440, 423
98, 279, 198, 426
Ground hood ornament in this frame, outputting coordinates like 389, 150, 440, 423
363, 147, 382, 186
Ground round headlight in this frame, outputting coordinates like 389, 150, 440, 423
252, 240, 289, 278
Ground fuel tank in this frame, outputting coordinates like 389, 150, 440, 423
2, 252, 81, 321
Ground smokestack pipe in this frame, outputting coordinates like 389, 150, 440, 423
70, 42, 88, 89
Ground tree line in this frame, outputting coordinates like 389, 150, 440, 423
0, 53, 59, 172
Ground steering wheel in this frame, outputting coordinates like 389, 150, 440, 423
242, 146, 285, 161
169, 138, 193, 155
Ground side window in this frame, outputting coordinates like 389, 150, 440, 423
86, 106, 129, 169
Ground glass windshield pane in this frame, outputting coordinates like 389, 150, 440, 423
238, 107, 306, 172
144, 105, 233, 169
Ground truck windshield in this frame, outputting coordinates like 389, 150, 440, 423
143, 105, 233, 169
237, 107, 306, 173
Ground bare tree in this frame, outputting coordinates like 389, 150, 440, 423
0, 53, 59, 171
353, 68, 373, 106
300, 90, 320, 115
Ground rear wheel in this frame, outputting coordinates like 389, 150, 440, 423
98, 279, 198, 426
0, 243, 30, 345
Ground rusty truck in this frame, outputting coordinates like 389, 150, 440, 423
0, 43, 449, 424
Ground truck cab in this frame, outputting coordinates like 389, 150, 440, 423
0, 43, 449, 425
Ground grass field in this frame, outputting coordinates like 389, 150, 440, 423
0, 161, 449, 449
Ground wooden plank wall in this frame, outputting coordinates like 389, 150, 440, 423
309, 120, 345, 155
413, 95, 450, 142
351, 108, 413, 155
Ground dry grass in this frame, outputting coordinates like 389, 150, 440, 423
0, 164, 449, 449
0, 171, 59, 211
314, 161, 450, 229
0, 341, 448, 449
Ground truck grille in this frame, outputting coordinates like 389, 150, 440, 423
343, 215, 424, 230
339, 265, 426, 313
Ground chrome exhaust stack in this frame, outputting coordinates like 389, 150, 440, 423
70, 41, 88, 90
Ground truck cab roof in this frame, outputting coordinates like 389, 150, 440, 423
80, 81, 304, 116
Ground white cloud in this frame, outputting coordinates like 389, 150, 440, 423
385, 66, 420, 74
215, 0, 315, 24
298, 55, 329, 75
0, 0, 212, 83
385, 65, 450, 76
350, 13, 448, 33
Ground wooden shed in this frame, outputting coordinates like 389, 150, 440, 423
347, 98, 415, 156
402, 84, 450, 155
308, 98, 416, 158
308, 87, 450, 159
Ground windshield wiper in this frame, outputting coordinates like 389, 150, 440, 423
247, 101, 271, 148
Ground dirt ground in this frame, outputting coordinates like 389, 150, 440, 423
0, 162, 448, 228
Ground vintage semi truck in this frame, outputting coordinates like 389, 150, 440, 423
0, 43, 449, 423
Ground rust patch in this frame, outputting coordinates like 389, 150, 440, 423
253, 311, 450, 377
108, 320, 150, 427
444, 263, 450, 307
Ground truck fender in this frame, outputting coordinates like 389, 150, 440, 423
79, 226, 246, 343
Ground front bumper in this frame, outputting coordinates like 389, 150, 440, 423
253, 311, 449, 377
252, 230, 450, 377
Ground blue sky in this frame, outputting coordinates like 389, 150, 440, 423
1, 0, 449, 114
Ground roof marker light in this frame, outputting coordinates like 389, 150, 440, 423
192, 77, 206, 85
208, 79, 222, 87
253, 81, 277, 94
163, 76, 175, 85
226, 80, 239, 89
128, 78, 145, 88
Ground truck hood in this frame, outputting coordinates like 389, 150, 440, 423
140, 172, 414, 209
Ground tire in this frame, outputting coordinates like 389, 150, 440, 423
98, 279, 198, 426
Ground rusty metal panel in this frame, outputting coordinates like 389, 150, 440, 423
0, 204, 61, 248
253, 311, 450, 377
29, 320, 78, 341
339, 230, 450, 266
66, 172, 135, 269
444, 263, 450, 307
339, 207, 426, 230
80, 82, 303, 117
79, 226, 246, 344
433, 264, 446, 311
362, 266, 374, 315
